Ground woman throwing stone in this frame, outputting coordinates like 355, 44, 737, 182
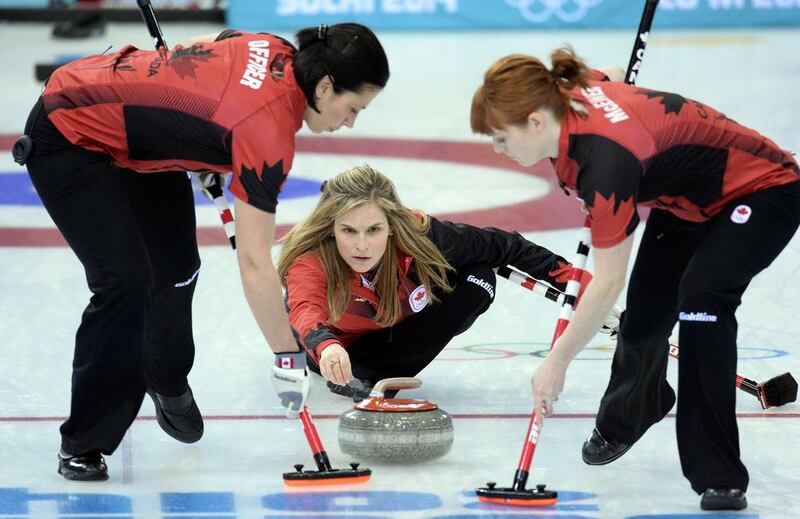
278, 164, 598, 400
470, 49, 800, 510
21, 23, 388, 481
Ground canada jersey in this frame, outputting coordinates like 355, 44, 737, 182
42, 31, 306, 213
284, 216, 586, 359
553, 76, 799, 248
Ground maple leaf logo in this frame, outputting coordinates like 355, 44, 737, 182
239, 160, 287, 211
168, 45, 218, 80
414, 289, 426, 302
586, 192, 639, 238
637, 88, 688, 115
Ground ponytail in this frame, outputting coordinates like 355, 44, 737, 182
549, 47, 590, 93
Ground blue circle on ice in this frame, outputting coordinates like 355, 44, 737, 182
0, 172, 321, 206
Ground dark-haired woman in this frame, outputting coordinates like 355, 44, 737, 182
471, 49, 800, 510
21, 23, 389, 481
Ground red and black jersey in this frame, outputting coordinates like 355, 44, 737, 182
285, 216, 591, 360
554, 71, 799, 248
42, 30, 306, 213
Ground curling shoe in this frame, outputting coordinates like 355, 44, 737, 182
581, 428, 632, 465
700, 488, 747, 510
147, 386, 203, 443
58, 449, 108, 481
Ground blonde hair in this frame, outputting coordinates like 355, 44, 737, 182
471, 47, 590, 134
278, 165, 454, 327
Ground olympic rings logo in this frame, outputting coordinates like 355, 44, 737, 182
505, 0, 604, 23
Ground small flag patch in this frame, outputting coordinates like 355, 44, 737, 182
409, 285, 429, 313
731, 204, 752, 224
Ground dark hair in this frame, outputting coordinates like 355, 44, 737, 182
472, 47, 590, 134
294, 23, 390, 112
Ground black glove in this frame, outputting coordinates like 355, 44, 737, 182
193, 172, 230, 201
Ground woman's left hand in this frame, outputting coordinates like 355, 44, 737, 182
531, 356, 568, 424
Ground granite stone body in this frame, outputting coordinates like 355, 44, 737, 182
338, 404, 454, 463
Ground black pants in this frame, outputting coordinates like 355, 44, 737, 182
595, 181, 800, 494
24, 98, 201, 455
310, 264, 496, 382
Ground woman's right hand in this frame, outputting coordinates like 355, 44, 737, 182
319, 344, 354, 386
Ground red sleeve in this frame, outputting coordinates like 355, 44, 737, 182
228, 102, 295, 213
285, 256, 342, 360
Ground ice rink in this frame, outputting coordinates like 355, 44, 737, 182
1, 18, 799, 519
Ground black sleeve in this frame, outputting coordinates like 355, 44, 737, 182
570, 134, 642, 248
237, 161, 285, 214
426, 217, 570, 287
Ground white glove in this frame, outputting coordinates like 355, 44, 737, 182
271, 352, 310, 419
600, 304, 623, 335
193, 171, 231, 201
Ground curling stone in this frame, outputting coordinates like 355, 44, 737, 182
338, 377, 453, 464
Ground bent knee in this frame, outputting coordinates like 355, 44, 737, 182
460, 264, 496, 301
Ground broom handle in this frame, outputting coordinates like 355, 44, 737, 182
514, 0, 661, 488
512, 218, 592, 491
136, 0, 237, 250
299, 407, 334, 472
136, 0, 168, 50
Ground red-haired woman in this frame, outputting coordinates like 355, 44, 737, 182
471, 49, 800, 511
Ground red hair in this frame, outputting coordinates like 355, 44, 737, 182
471, 48, 590, 134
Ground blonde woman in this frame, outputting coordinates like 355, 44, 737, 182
278, 165, 592, 399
